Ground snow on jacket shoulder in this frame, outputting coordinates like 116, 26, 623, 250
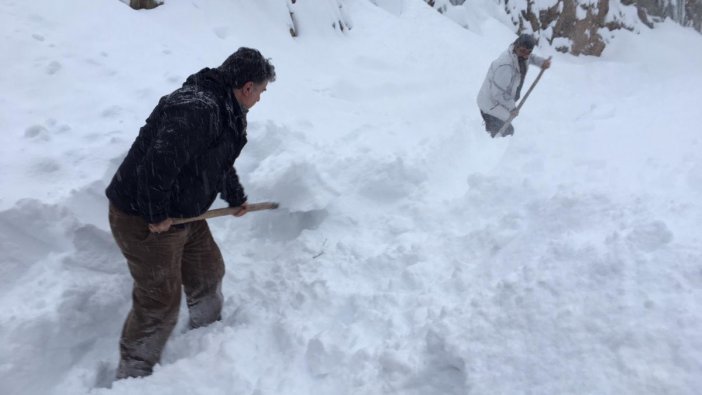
477, 44, 546, 121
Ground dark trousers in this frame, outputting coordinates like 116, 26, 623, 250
109, 204, 225, 379
480, 111, 514, 138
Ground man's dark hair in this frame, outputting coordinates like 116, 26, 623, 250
513, 34, 536, 50
218, 47, 276, 89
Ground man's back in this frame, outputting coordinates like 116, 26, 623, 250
106, 68, 248, 223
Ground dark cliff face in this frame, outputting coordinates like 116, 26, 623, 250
424, 0, 701, 56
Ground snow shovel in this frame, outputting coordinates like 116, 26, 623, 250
496, 57, 551, 137
171, 201, 279, 225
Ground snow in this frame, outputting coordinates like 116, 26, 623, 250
1, 0, 702, 394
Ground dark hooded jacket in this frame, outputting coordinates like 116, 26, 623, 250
106, 68, 248, 223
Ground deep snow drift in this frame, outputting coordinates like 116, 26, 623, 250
1, 0, 701, 394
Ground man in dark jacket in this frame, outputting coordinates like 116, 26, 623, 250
105, 47, 276, 379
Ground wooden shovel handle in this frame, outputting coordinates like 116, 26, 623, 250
496, 56, 551, 137
171, 202, 279, 225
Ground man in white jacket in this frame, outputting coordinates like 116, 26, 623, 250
477, 34, 551, 137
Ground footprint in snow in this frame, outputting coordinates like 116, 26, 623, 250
46, 60, 61, 75
25, 121, 71, 141
30, 157, 61, 174
213, 26, 228, 39
626, 220, 673, 252
24, 124, 50, 140
101, 105, 123, 118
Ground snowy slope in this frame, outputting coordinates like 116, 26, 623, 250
1, 0, 701, 394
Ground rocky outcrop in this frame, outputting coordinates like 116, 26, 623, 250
506, 0, 637, 56
127, 0, 163, 10
424, 0, 701, 56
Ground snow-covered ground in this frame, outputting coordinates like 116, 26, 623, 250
1, 0, 701, 394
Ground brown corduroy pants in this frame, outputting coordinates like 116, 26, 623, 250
108, 204, 225, 379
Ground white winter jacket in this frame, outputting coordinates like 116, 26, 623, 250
477, 44, 546, 121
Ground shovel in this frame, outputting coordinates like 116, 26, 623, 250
496, 56, 551, 137
171, 201, 279, 225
